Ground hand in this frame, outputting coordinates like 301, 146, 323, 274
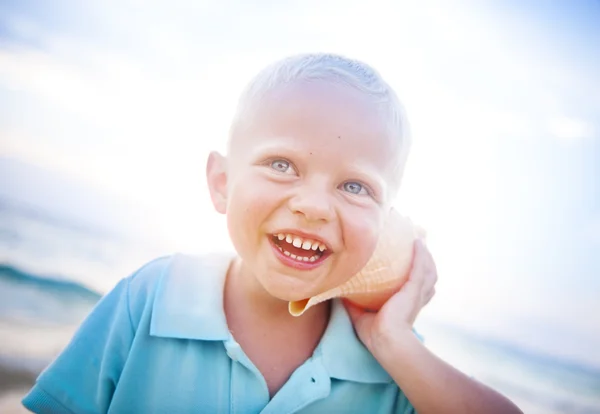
343, 238, 438, 354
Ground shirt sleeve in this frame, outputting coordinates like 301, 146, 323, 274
394, 392, 416, 414
22, 277, 135, 414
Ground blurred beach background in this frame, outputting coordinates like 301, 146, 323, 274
1, 0, 599, 413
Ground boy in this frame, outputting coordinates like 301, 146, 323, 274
22, 53, 522, 413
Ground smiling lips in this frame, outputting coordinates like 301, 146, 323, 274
271, 233, 328, 263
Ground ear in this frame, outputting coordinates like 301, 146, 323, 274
206, 151, 228, 214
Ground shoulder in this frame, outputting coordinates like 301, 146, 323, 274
127, 252, 231, 293
127, 252, 232, 302
127, 255, 174, 303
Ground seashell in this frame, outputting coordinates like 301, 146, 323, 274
288, 209, 426, 316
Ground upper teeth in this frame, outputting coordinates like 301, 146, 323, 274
275, 233, 327, 252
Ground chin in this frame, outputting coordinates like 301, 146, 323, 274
257, 272, 320, 303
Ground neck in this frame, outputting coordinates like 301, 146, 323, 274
224, 256, 330, 333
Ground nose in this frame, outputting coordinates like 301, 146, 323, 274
288, 184, 335, 223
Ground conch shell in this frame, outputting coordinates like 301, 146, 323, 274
288, 209, 425, 316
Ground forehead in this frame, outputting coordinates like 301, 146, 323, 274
233, 81, 400, 175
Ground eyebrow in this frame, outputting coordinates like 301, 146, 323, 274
247, 139, 302, 156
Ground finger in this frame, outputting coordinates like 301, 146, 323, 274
419, 267, 437, 305
380, 277, 422, 317
423, 287, 436, 306
417, 240, 437, 276
422, 263, 438, 292
407, 239, 429, 288
416, 241, 438, 286
405, 241, 437, 307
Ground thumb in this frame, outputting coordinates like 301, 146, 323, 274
342, 299, 376, 348
343, 299, 365, 324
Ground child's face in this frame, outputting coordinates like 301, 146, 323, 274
210, 81, 403, 302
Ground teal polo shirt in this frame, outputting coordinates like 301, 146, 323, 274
22, 253, 416, 413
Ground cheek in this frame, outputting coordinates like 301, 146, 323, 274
231, 182, 275, 220
225, 178, 279, 245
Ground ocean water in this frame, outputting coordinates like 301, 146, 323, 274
0, 197, 599, 413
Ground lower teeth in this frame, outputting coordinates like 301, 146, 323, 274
279, 247, 319, 262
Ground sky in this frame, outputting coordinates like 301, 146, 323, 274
1, 0, 599, 367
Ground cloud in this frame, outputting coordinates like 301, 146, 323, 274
1, 0, 600, 371
583, 215, 600, 246
548, 116, 595, 142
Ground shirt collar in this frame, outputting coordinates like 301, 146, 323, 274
150, 253, 392, 384
150, 253, 232, 341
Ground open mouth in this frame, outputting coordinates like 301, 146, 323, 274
270, 232, 330, 263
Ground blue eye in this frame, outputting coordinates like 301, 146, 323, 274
270, 159, 293, 174
343, 181, 367, 195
